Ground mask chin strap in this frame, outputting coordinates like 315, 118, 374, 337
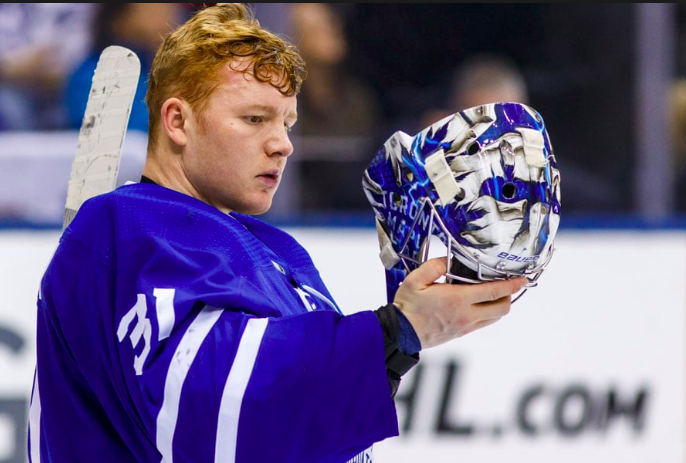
378, 196, 553, 303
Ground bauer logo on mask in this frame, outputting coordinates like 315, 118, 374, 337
363, 102, 561, 302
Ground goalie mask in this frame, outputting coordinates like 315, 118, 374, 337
363, 102, 561, 302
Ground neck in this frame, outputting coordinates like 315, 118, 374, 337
142, 151, 200, 202
141, 150, 233, 215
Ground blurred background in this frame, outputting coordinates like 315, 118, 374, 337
0, 3, 685, 463
1, 3, 686, 225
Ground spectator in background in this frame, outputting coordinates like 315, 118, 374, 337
670, 79, 686, 211
65, 3, 183, 133
290, 3, 379, 138
0, 3, 95, 130
419, 53, 529, 129
288, 3, 382, 211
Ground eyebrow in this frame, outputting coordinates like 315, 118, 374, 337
245, 104, 297, 121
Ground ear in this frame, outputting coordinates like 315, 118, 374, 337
160, 97, 190, 146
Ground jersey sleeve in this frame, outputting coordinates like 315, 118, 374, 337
119, 283, 398, 463
115, 244, 399, 463
142, 305, 397, 463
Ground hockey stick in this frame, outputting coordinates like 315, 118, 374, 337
63, 45, 141, 230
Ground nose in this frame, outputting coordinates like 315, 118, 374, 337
265, 126, 294, 158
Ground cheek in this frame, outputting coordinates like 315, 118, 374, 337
190, 118, 252, 174
196, 137, 245, 181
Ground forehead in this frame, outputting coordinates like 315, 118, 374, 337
218, 57, 287, 92
214, 59, 296, 108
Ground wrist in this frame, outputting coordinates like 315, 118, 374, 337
374, 303, 420, 397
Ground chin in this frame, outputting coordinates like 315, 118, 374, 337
248, 206, 271, 216
232, 199, 272, 216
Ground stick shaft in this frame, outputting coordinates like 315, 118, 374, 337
63, 46, 141, 230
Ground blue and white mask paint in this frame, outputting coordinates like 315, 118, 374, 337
363, 102, 561, 302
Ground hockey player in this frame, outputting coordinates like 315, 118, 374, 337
29, 4, 529, 462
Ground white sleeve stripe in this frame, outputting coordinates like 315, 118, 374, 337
154, 288, 176, 341
156, 305, 224, 463
215, 317, 268, 463
29, 368, 41, 463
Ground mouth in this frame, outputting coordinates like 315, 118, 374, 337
257, 170, 281, 188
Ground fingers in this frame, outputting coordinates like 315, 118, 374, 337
462, 277, 528, 304
397, 260, 526, 349
403, 257, 447, 289
404, 258, 527, 304
470, 295, 512, 320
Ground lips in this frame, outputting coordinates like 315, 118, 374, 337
257, 169, 280, 188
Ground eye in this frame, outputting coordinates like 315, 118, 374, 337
284, 123, 293, 133
246, 115, 263, 124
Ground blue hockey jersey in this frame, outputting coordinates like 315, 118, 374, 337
29, 183, 397, 462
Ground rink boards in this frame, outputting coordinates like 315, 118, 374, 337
0, 228, 684, 462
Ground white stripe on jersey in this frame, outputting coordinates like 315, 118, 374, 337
346, 446, 374, 463
301, 284, 342, 314
154, 288, 176, 341
215, 317, 268, 462
29, 368, 41, 463
156, 305, 224, 463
